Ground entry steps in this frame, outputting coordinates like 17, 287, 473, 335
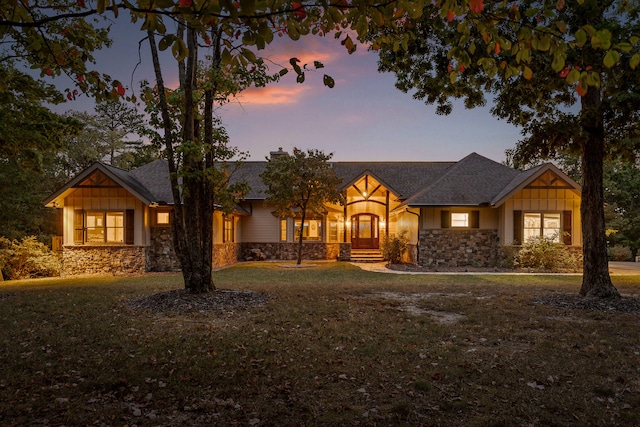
350, 249, 385, 263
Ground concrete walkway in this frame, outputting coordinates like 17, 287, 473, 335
353, 261, 640, 275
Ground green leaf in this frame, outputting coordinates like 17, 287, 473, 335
158, 35, 175, 51
97, 0, 107, 13
449, 71, 458, 84
522, 66, 533, 80
575, 29, 587, 47
566, 68, 580, 84
296, 72, 305, 84
241, 48, 257, 63
323, 75, 335, 88
630, 53, 640, 70
314, 61, 324, 69
279, 68, 289, 77
591, 35, 601, 49
603, 50, 619, 68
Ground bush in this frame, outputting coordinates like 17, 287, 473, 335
513, 236, 578, 271
0, 236, 61, 280
382, 230, 409, 264
607, 245, 633, 261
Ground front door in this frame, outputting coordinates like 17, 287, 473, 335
351, 214, 379, 249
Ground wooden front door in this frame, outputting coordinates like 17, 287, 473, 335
351, 214, 379, 249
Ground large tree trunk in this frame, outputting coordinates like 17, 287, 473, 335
148, 28, 214, 294
579, 86, 620, 298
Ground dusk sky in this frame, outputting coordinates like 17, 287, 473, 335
57, 18, 523, 164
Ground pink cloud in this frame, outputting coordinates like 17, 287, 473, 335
231, 85, 310, 105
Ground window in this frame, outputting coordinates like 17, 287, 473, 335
294, 219, 322, 241
451, 213, 469, 227
441, 210, 480, 228
280, 219, 287, 241
223, 215, 234, 243
523, 212, 561, 242
74, 209, 134, 244
328, 220, 339, 242
156, 211, 170, 225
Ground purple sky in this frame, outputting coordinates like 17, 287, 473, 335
54, 20, 522, 164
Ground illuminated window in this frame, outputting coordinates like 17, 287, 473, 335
451, 213, 469, 227
524, 212, 561, 242
156, 212, 170, 225
294, 219, 322, 241
280, 219, 287, 241
85, 211, 124, 243
223, 215, 234, 243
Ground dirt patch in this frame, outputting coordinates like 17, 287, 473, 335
124, 288, 270, 314
367, 291, 467, 324
533, 294, 640, 315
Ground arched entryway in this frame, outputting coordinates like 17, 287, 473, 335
351, 213, 379, 249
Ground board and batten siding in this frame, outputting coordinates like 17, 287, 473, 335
499, 188, 581, 246
238, 202, 281, 243
62, 187, 147, 246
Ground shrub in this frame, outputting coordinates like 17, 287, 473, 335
382, 230, 409, 264
607, 245, 633, 261
0, 236, 61, 280
513, 236, 578, 271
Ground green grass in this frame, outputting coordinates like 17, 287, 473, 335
1, 262, 639, 426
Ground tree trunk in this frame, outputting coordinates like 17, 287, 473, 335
579, 86, 620, 298
297, 210, 305, 265
148, 28, 214, 294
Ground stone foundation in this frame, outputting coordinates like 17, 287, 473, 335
418, 229, 500, 268
338, 243, 351, 261
61, 245, 147, 276
147, 227, 181, 272
214, 242, 241, 268
241, 242, 341, 261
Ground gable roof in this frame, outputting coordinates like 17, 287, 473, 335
333, 162, 455, 200
43, 162, 159, 207
490, 163, 581, 206
399, 153, 520, 207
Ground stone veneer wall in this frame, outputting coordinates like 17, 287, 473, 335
214, 242, 241, 268
147, 226, 181, 272
418, 229, 500, 268
241, 242, 341, 261
338, 243, 351, 261
62, 245, 146, 276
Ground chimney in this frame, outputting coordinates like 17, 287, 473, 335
269, 147, 288, 159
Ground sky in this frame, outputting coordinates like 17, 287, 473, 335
53, 18, 523, 164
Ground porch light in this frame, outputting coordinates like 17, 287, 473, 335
380, 218, 386, 227
362, 191, 367, 198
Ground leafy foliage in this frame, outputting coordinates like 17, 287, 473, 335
381, 229, 409, 264
513, 236, 579, 272
0, 236, 61, 280
607, 244, 632, 262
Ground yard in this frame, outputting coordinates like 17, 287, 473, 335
1, 262, 639, 426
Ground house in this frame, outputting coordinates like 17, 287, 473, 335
43, 152, 582, 276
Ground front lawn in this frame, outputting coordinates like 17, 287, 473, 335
1, 263, 639, 426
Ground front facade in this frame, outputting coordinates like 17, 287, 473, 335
44, 152, 582, 276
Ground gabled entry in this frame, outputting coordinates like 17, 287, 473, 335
351, 213, 379, 249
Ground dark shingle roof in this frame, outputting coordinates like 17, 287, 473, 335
58, 153, 570, 209
129, 159, 175, 204
400, 153, 520, 206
